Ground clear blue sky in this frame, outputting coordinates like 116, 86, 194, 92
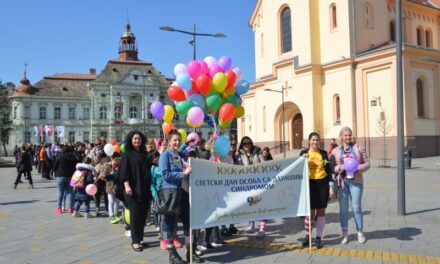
0, 0, 256, 85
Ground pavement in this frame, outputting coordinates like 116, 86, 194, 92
0, 155, 440, 264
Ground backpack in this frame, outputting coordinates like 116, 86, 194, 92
70, 170, 86, 188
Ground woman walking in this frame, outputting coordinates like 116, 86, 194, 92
300, 132, 333, 248
330, 127, 370, 244
14, 145, 33, 189
118, 131, 151, 252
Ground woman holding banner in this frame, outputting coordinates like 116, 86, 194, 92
158, 130, 192, 264
330, 127, 370, 245
236, 136, 266, 239
300, 132, 333, 248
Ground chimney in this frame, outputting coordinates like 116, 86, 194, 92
89, 68, 96, 75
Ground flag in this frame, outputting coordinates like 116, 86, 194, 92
50, 125, 54, 137
40, 124, 43, 137
34, 126, 39, 137
45, 125, 50, 137
56, 126, 64, 138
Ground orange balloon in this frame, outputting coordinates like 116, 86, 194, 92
162, 122, 175, 135
113, 144, 121, 153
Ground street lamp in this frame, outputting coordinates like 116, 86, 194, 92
160, 24, 226, 60
264, 88, 286, 158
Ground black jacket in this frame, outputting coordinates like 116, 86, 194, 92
17, 151, 32, 172
53, 151, 78, 178
299, 148, 332, 183
118, 149, 151, 202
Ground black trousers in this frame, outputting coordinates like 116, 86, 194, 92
94, 180, 108, 212
15, 170, 33, 185
124, 194, 149, 244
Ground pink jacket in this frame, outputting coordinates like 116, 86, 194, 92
330, 143, 370, 184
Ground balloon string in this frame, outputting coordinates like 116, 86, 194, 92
211, 114, 218, 135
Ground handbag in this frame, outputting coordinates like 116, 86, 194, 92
154, 188, 181, 216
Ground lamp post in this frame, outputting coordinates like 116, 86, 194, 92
264, 88, 286, 158
160, 24, 226, 60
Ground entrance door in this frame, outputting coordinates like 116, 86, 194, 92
292, 114, 303, 149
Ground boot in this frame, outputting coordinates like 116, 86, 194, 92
168, 246, 185, 264
186, 243, 204, 263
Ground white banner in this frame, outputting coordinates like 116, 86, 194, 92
190, 157, 310, 229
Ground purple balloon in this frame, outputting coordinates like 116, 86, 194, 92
150, 101, 165, 121
344, 158, 359, 173
209, 64, 223, 79
218, 56, 232, 71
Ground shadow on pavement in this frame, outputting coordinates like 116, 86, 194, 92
405, 207, 440, 216
0, 199, 39, 206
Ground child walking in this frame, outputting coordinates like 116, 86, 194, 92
106, 153, 122, 224
73, 157, 95, 219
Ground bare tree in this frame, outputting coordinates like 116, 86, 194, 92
314, 117, 328, 148
375, 111, 392, 167
0, 86, 12, 156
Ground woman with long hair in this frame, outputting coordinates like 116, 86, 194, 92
330, 127, 370, 244
118, 131, 151, 252
300, 132, 333, 248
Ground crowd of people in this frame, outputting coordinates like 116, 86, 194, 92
11, 125, 369, 264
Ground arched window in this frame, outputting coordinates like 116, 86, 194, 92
416, 27, 424, 46
389, 21, 396, 42
280, 7, 292, 53
99, 106, 107, 120
363, 3, 373, 29
330, 3, 337, 31
129, 106, 137, 119
416, 78, 426, 117
333, 94, 341, 124
425, 29, 432, 48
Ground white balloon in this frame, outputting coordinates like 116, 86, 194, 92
173, 63, 187, 77
232, 67, 243, 82
104, 143, 114, 156
203, 56, 217, 68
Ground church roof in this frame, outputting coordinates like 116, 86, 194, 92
29, 75, 92, 98
409, 0, 440, 9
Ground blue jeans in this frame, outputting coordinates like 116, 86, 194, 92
338, 178, 364, 232
75, 200, 90, 213
56, 177, 74, 209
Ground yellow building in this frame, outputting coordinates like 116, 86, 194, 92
241, 0, 440, 158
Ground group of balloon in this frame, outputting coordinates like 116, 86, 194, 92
149, 55, 249, 157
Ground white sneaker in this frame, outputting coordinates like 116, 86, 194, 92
73, 211, 83, 218
125, 230, 131, 237
256, 230, 265, 239
341, 235, 348, 245
84, 213, 94, 219
155, 227, 160, 232
357, 231, 366, 244
211, 241, 223, 248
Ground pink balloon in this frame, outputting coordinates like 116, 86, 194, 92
187, 106, 205, 127
187, 60, 202, 79
187, 132, 200, 146
204, 56, 217, 68
198, 60, 209, 75
85, 184, 97, 195
209, 64, 223, 79
232, 67, 243, 82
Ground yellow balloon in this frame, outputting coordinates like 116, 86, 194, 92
234, 106, 245, 118
221, 87, 235, 99
163, 105, 175, 122
178, 129, 187, 143
186, 117, 204, 128
219, 119, 232, 128
212, 72, 227, 93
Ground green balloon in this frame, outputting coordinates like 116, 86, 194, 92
206, 92, 222, 112
175, 101, 193, 116
120, 143, 126, 153
224, 95, 239, 107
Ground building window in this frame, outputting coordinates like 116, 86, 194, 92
39, 107, 46, 119
129, 106, 138, 119
114, 105, 122, 119
363, 3, 373, 29
13, 107, 17, 119
263, 106, 266, 132
115, 131, 122, 142
416, 78, 426, 117
69, 131, 75, 143
99, 106, 107, 120
83, 107, 90, 119
416, 27, 423, 46
24, 131, 31, 143
333, 94, 341, 124
68, 107, 76, 119
54, 107, 61, 119
24, 106, 30, 119
425, 29, 432, 48
389, 21, 395, 42
330, 3, 337, 31
83, 132, 89, 143
280, 7, 292, 53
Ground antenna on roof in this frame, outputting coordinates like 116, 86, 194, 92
24, 60, 28, 78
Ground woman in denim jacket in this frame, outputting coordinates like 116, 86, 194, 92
330, 127, 370, 245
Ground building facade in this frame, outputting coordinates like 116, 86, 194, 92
7, 23, 214, 152
242, 0, 440, 158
